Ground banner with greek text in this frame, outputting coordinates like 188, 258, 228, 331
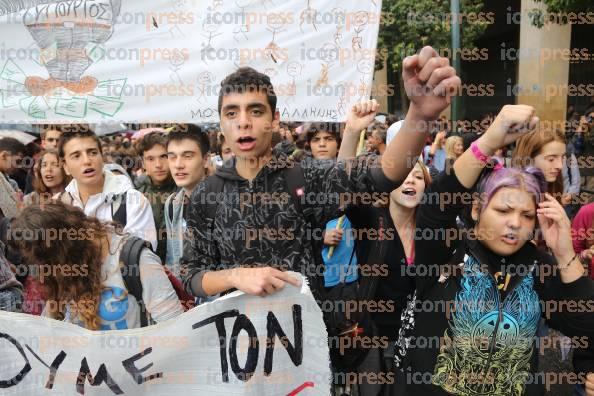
0, 0, 382, 123
0, 274, 330, 395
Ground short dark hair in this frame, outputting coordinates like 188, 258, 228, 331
166, 124, 210, 156
58, 131, 102, 158
137, 132, 167, 156
0, 138, 26, 155
40, 126, 63, 140
305, 123, 342, 145
218, 67, 277, 115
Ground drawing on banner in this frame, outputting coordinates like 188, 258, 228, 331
352, 11, 369, 50
300, 0, 318, 33
331, 8, 346, 46
259, 0, 276, 11
285, 61, 302, 104
169, 49, 187, 85
172, 0, 189, 10
201, 16, 223, 65
234, 0, 254, 43
196, 71, 215, 103
0, 0, 127, 119
315, 42, 338, 89
357, 58, 374, 101
0, 0, 382, 123
265, 13, 287, 64
336, 81, 347, 116
169, 24, 185, 39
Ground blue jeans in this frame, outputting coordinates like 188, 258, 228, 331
573, 384, 587, 396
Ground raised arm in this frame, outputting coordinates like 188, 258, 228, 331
380, 46, 461, 182
337, 100, 376, 160
453, 105, 539, 188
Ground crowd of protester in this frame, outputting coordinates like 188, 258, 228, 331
1, 46, 594, 396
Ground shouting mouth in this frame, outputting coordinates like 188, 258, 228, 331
402, 188, 417, 197
237, 136, 257, 151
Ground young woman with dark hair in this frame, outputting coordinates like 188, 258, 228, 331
23, 149, 70, 206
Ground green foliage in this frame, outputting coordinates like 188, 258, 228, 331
530, 0, 594, 27
378, 0, 490, 72
533, 0, 594, 14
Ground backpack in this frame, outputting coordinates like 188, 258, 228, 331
119, 236, 195, 328
202, 163, 382, 370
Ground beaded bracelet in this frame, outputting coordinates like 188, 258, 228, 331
558, 252, 579, 270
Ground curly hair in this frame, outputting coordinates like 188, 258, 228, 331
9, 202, 116, 330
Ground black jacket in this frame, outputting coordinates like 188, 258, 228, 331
347, 204, 415, 340
400, 170, 594, 396
181, 149, 399, 297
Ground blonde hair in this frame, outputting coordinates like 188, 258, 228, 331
445, 135, 463, 159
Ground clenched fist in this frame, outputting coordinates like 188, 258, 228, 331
403, 46, 461, 120
478, 105, 539, 156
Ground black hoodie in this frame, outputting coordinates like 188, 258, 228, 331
400, 170, 594, 396
181, 148, 400, 298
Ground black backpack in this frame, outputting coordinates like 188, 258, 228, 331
118, 237, 152, 327
201, 164, 382, 370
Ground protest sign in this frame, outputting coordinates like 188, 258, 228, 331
0, 274, 330, 395
0, 0, 382, 123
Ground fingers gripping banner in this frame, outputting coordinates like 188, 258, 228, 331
0, 274, 331, 395
0, 0, 383, 123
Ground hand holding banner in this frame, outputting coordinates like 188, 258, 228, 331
0, 273, 330, 395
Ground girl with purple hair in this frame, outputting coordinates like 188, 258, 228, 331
397, 105, 594, 396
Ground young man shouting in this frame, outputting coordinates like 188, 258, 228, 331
182, 46, 460, 299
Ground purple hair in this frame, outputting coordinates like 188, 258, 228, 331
476, 166, 547, 213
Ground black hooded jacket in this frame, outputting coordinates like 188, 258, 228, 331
181, 148, 400, 297
399, 170, 594, 396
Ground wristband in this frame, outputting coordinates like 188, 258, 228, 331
471, 141, 503, 171
470, 141, 490, 163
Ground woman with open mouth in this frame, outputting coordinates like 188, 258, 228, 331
24, 149, 70, 206
20, 149, 71, 316
335, 123, 432, 395
399, 105, 594, 396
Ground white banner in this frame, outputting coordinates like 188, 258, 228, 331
0, 0, 382, 123
0, 274, 330, 395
